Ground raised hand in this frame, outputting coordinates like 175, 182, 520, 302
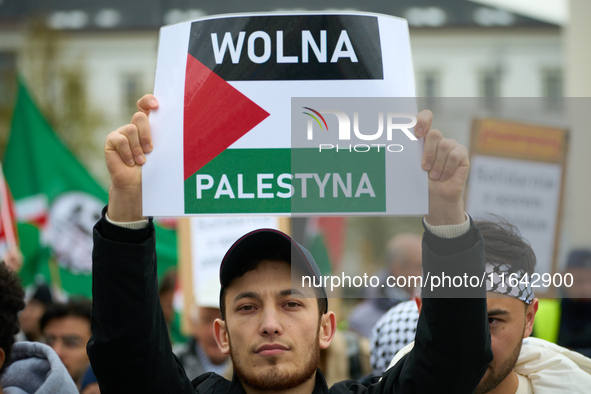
105, 94, 158, 222
415, 110, 469, 226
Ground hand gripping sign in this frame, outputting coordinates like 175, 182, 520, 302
143, 12, 427, 216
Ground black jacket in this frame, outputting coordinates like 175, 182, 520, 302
88, 213, 492, 393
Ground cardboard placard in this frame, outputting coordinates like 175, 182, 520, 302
466, 118, 568, 296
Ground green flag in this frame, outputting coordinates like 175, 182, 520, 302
3, 77, 178, 297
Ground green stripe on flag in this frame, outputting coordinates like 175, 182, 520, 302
184, 148, 386, 214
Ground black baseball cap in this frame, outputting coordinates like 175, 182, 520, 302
219, 228, 328, 313
31, 284, 53, 306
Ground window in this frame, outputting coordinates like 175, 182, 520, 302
480, 69, 501, 110
419, 70, 439, 109
122, 74, 142, 118
0, 53, 16, 111
542, 68, 563, 109
422, 71, 439, 97
0, 53, 17, 154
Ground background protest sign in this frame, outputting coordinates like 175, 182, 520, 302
143, 12, 427, 216
465, 118, 568, 294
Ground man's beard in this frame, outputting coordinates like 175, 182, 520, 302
474, 334, 523, 394
228, 328, 320, 391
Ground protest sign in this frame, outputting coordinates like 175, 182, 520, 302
466, 118, 568, 286
143, 12, 426, 216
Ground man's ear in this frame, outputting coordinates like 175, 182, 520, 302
414, 296, 422, 314
214, 318, 231, 354
318, 311, 337, 350
524, 298, 539, 338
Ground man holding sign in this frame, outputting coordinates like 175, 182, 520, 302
88, 94, 492, 393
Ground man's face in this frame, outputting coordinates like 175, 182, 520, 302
214, 260, 335, 392
388, 236, 422, 295
193, 307, 228, 365
43, 316, 92, 383
475, 294, 537, 394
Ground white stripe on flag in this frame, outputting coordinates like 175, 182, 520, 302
14, 194, 48, 222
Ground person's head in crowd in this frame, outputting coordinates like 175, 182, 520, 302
159, 269, 177, 326
40, 298, 92, 384
467, 219, 537, 394
385, 233, 422, 297
413, 219, 538, 394
19, 283, 53, 342
562, 249, 591, 299
190, 281, 229, 366
0, 262, 25, 380
212, 229, 335, 393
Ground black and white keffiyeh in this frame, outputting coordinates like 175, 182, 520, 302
486, 262, 535, 304
369, 300, 419, 375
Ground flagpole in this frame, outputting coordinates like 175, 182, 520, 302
0, 162, 17, 249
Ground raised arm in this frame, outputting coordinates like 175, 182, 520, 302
368, 112, 492, 393
88, 95, 194, 393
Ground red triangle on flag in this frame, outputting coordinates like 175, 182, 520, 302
184, 54, 270, 180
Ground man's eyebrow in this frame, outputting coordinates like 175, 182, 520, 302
487, 309, 510, 316
279, 288, 307, 297
233, 291, 259, 303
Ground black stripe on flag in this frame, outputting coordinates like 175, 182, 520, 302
188, 15, 383, 81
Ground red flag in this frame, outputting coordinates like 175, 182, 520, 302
304, 217, 347, 273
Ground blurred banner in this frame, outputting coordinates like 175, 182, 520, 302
3, 78, 178, 297
304, 216, 347, 276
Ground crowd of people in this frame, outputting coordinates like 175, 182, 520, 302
1, 92, 591, 393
